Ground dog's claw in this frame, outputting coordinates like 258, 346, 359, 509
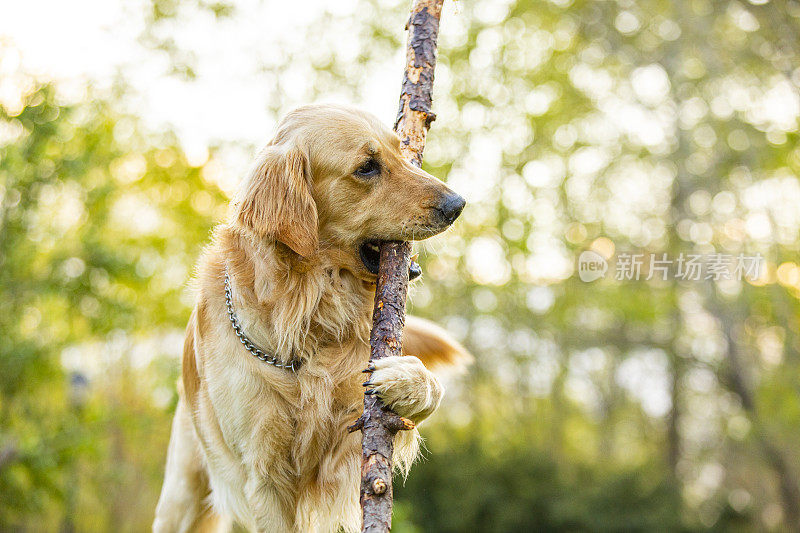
365, 389, 376, 395
362, 380, 373, 387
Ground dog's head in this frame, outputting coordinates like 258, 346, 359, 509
231, 104, 465, 281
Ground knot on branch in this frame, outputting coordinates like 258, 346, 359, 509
347, 410, 415, 434
424, 111, 437, 127
385, 413, 416, 432
371, 478, 387, 495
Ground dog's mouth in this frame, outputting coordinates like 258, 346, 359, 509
359, 240, 422, 280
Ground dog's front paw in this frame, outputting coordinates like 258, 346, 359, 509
363, 355, 443, 423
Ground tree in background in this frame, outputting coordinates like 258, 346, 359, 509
0, 76, 226, 530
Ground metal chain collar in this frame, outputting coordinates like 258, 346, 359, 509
224, 268, 302, 372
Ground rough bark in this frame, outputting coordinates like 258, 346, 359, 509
350, 2, 445, 532
394, 0, 444, 168
353, 242, 415, 533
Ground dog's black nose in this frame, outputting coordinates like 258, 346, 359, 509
437, 193, 466, 224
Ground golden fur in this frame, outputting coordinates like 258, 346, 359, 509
153, 104, 469, 533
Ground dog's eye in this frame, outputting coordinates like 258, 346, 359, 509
354, 159, 380, 179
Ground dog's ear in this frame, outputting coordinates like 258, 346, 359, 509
233, 144, 318, 257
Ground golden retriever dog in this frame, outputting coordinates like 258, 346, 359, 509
153, 104, 469, 533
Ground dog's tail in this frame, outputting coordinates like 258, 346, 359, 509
402, 315, 473, 372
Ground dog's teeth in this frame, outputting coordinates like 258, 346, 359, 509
368, 244, 380, 252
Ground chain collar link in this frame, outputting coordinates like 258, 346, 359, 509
224, 268, 302, 373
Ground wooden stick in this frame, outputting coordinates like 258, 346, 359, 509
351, 1, 445, 532
352, 241, 414, 533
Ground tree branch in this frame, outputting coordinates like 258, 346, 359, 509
353, 2, 445, 532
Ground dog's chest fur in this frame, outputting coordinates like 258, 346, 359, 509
186, 236, 386, 530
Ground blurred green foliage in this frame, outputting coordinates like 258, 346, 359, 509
0, 85, 226, 530
2, 0, 800, 531
395, 420, 688, 532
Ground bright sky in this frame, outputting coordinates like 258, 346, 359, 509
0, 0, 410, 160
